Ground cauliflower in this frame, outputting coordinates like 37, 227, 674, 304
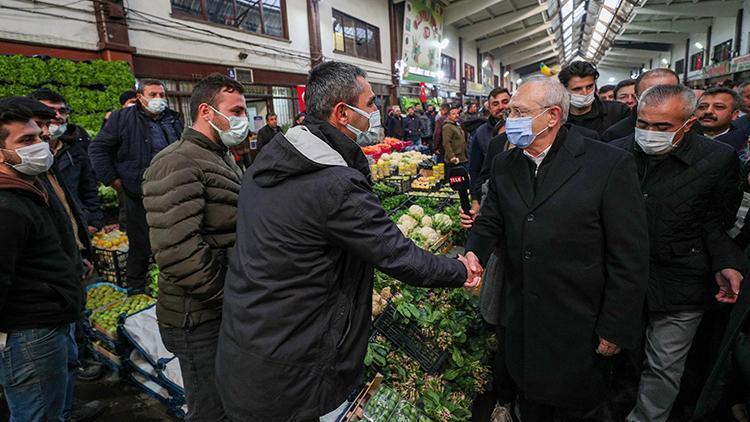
380, 153, 392, 161
418, 226, 440, 246
421, 215, 433, 228
408, 205, 424, 219
397, 214, 418, 234
433, 213, 453, 234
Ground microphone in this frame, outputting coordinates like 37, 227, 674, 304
448, 166, 472, 214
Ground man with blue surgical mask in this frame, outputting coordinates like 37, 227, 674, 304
90, 78, 183, 290
142, 73, 245, 422
460, 77, 649, 420
609, 84, 747, 422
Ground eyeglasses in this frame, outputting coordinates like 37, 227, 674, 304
508, 106, 549, 118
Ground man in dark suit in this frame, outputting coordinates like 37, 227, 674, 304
602, 68, 680, 142
461, 77, 650, 420
696, 87, 748, 156
609, 84, 746, 422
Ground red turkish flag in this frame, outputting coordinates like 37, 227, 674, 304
419, 82, 427, 104
296, 85, 306, 112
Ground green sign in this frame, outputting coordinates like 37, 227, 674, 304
401, 0, 445, 83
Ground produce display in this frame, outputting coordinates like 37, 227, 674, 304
92, 228, 129, 252
86, 284, 126, 310
362, 385, 431, 421
98, 184, 118, 210
89, 294, 156, 336
148, 265, 160, 298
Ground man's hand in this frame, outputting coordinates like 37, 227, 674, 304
87, 226, 98, 235
715, 268, 744, 303
112, 178, 123, 192
82, 258, 94, 280
458, 252, 483, 290
595, 337, 621, 356
459, 208, 477, 230
450, 157, 459, 164
471, 200, 481, 216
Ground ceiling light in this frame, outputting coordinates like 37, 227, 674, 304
694, 42, 704, 49
517, 78, 523, 84
599, 9, 614, 23
503, 70, 510, 77
608, 77, 616, 82
440, 38, 449, 49
604, 0, 621, 9
661, 58, 669, 65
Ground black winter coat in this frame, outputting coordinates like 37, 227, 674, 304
602, 113, 637, 142
466, 127, 649, 409
216, 117, 467, 421
568, 98, 631, 135
256, 124, 281, 152
55, 124, 104, 229
89, 103, 183, 195
610, 133, 746, 311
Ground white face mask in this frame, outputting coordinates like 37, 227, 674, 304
570, 92, 595, 108
49, 123, 67, 140
3, 142, 54, 176
207, 106, 250, 147
145, 98, 167, 114
635, 120, 690, 155
345, 104, 381, 145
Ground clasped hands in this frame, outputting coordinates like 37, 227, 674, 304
457, 252, 483, 291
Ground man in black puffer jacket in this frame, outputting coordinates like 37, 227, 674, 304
216, 62, 480, 422
610, 85, 747, 422
30, 89, 103, 231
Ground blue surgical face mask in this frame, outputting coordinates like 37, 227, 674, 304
505, 108, 550, 148
345, 104, 381, 145
145, 98, 167, 114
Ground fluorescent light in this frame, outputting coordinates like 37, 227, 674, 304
608, 77, 616, 82
482, 58, 490, 67
599, 9, 614, 23
641, 67, 648, 72
440, 38, 449, 49
661, 58, 669, 65
604, 0, 621, 9
503, 70, 510, 77
517, 78, 523, 84
694, 42, 703, 49
595, 21, 608, 34
561, 0, 573, 18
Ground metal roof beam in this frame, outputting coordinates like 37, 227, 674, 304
458, 4, 547, 40
494, 35, 556, 56
512, 51, 559, 69
637, 1, 741, 17
477, 23, 550, 51
501, 44, 557, 65
617, 33, 690, 44
625, 18, 711, 33
445, 0, 505, 25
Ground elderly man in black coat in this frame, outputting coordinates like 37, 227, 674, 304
609, 84, 746, 422
462, 77, 650, 420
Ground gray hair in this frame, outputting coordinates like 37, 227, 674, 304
639, 84, 696, 120
520, 76, 570, 123
305, 61, 368, 120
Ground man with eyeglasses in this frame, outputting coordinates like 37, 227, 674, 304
609, 84, 746, 422
460, 77, 649, 420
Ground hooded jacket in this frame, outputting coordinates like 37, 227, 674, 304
567, 98, 630, 135
0, 173, 83, 330
216, 116, 466, 421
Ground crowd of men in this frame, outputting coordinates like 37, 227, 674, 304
3, 57, 750, 422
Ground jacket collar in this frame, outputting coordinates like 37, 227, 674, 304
629, 130, 701, 165
0, 173, 48, 204
182, 128, 228, 154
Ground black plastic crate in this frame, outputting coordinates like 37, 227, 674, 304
92, 247, 127, 285
372, 304, 449, 374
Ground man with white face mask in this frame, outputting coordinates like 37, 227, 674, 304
610, 84, 746, 422
90, 78, 184, 290
459, 77, 649, 420
0, 104, 84, 422
559, 61, 630, 135
143, 73, 244, 422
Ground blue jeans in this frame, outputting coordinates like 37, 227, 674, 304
64, 322, 80, 419
0, 326, 70, 422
